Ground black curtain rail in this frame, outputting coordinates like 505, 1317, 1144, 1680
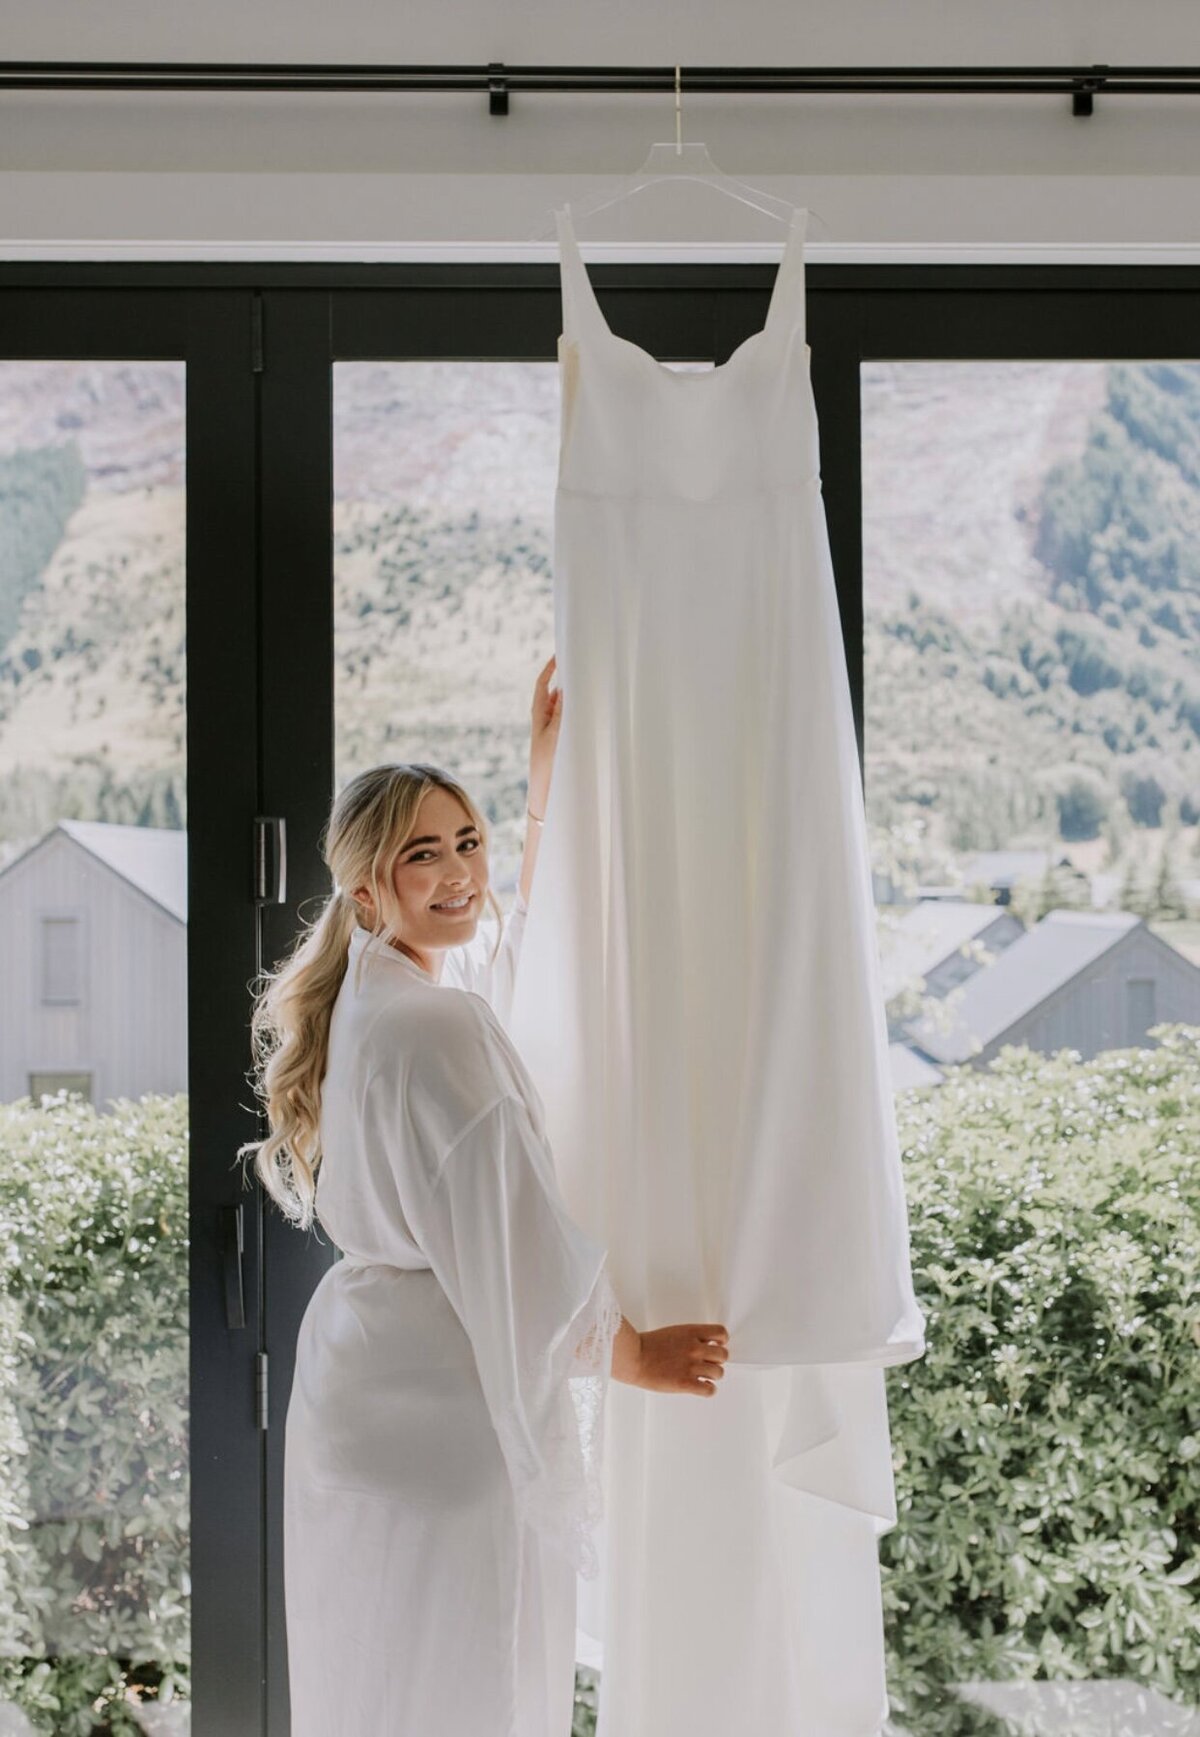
3, 62, 1200, 117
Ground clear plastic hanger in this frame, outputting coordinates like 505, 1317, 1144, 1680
528, 65, 830, 243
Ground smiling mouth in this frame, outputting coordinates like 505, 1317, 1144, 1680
430, 892, 477, 914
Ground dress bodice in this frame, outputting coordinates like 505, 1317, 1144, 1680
554, 201, 820, 505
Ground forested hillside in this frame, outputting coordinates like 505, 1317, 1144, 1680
863, 361, 1200, 882
0, 358, 1197, 903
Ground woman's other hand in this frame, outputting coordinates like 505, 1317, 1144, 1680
528, 654, 561, 817
630, 1323, 730, 1397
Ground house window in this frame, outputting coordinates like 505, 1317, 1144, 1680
1125, 978, 1156, 1044
28, 1071, 92, 1103
40, 915, 83, 1004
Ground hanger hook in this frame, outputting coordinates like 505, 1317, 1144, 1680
675, 64, 682, 155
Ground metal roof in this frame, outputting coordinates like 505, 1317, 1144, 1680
905, 908, 1144, 1064
878, 897, 1018, 999
889, 1041, 944, 1091
55, 819, 187, 922
959, 848, 1075, 888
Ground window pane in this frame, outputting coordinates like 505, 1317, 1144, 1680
39, 914, 82, 1004
863, 360, 1200, 1733
0, 361, 189, 1728
333, 361, 558, 900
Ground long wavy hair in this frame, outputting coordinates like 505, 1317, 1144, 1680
239, 762, 504, 1229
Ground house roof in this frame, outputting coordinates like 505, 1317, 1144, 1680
889, 1042, 944, 1091
55, 820, 187, 922
904, 908, 1143, 1064
878, 898, 1018, 999
959, 848, 1075, 888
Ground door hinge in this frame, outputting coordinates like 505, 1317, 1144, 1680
256, 1352, 269, 1431
251, 296, 264, 374
252, 816, 287, 905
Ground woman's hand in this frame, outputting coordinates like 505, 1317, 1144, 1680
528, 653, 561, 817
628, 1322, 730, 1398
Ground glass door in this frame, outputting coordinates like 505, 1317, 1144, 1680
0, 290, 266, 1736
254, 263, 1200, 1737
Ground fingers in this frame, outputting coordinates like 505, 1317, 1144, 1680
693, 1324, 728, 1395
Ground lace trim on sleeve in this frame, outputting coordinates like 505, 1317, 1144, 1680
496, 1263, 623, 1580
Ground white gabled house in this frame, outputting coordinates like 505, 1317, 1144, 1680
902, 908, 1200, 1069
0, 820, 187, 1108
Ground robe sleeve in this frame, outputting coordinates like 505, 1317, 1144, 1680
419, 1090, 622, 1579
438, 889, 528, 1029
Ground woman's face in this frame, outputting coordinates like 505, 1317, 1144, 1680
353, 785, 489, 969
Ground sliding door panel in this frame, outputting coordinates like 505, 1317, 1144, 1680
0, 290, 265, 1737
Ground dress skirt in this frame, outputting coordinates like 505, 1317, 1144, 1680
284, 1260, 578, 1737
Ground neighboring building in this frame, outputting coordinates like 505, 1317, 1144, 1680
888, 1041, 944, 1092
958, 848, 1084, 906
878, 898, 1025, 1016
0, 820, 187, 1107
903, 908, 1200, 1069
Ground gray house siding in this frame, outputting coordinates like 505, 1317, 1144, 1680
0, 829, 187, 1106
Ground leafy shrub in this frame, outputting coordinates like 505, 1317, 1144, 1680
883, 1026, 1200, 1735
1, 1062, 1195, 1736
0, 1092, 188, 1734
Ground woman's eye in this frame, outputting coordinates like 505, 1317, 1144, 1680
408, 838, 480, 863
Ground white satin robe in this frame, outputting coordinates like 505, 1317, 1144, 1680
284, 893, 623, 1737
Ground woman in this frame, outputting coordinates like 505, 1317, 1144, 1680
242, 653, 730, 1737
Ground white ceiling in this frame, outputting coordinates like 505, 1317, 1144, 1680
2, 0, 1199, 250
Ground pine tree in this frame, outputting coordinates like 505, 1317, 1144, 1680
1118, 855, 1144, 918
1152, 844, 1187, 921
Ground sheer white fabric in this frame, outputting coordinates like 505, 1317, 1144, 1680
284, 893, 622, 1735
506, 203, 928, 1735
408, 1089, 622, 1581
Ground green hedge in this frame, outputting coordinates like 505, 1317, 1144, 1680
0, 1036, 1196, 1736
0, 1091, 188, 1735
881, 1023, 1200, 1736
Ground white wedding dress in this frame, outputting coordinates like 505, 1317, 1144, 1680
284, 899, 622, 1736
506, 203, 927, 1736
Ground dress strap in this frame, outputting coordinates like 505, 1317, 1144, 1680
762, 206, 809, 344
556, 200, 809, 346
555, 204, 610, 344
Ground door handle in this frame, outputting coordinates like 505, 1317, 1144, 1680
224, 1203, 246, 1330
253, 816, 287, 905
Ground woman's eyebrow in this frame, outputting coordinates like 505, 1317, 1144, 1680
402, 825, 479, 851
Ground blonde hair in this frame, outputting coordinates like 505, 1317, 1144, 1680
240, 762, 503, 1229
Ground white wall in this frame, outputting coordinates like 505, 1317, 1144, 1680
1, 0, 1199, 253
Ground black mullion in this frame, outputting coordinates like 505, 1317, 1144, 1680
186, 289, 268, 1737
254, 291, 336, 1737
0, 287, 183, 351
809, 289, 867, 775
857, 285, 1200, 359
